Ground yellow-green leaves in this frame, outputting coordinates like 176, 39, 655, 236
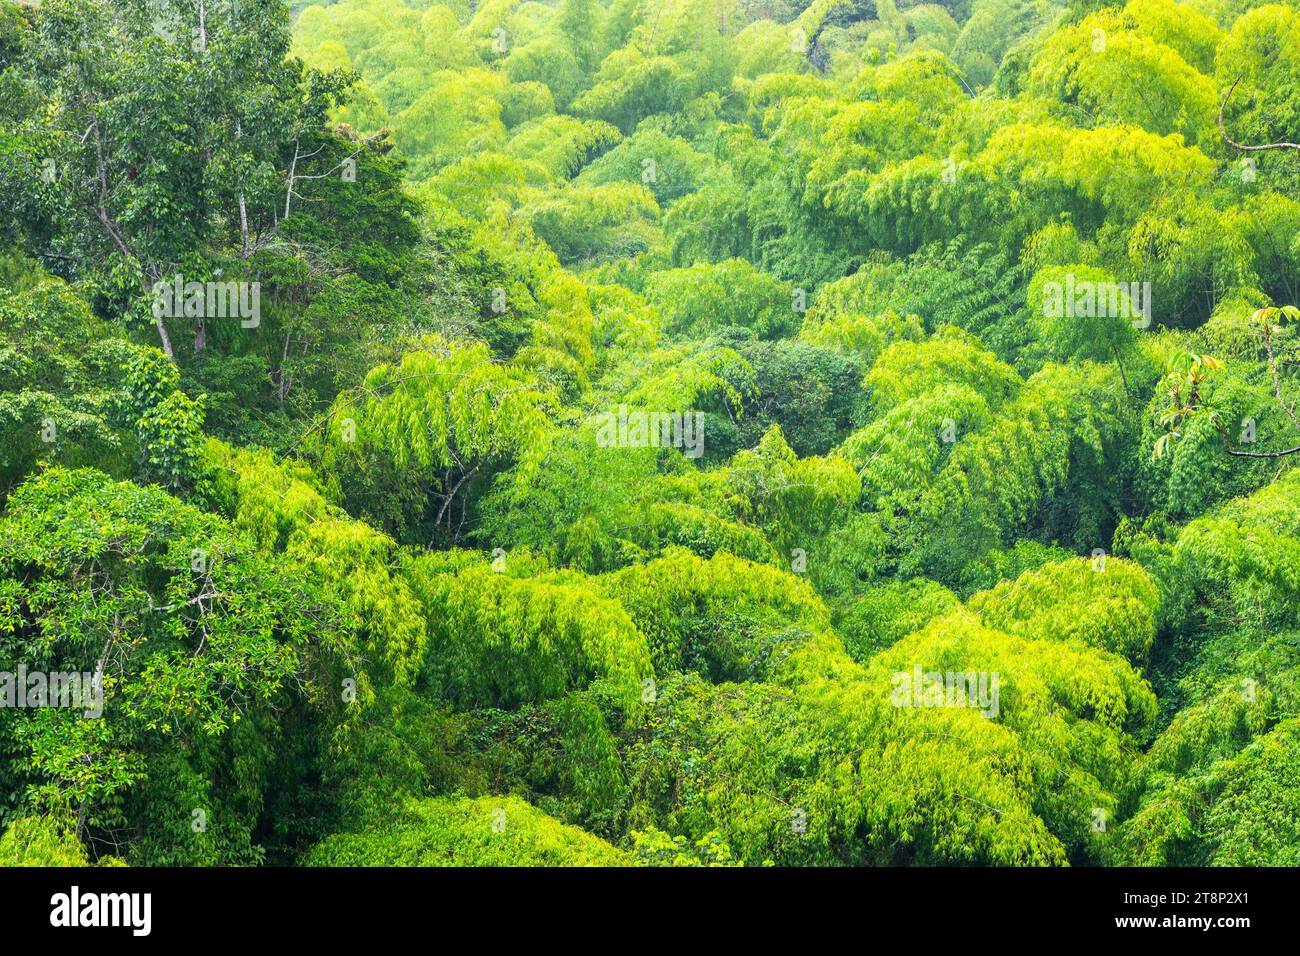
408, 558, 653, 710
205, 440, 426, 688
1029, 9, 1218, 145
970, 557, 1161, 664
305, 794, 633, 866
601, 548, 831, 674
310, 337, 557, 544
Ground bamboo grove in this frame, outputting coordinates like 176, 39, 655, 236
0, 0, 1298, 867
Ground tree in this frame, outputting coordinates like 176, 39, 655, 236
1153, 306, 1300, 460
304, 795, 632, 866
0, 467, 343, 862
20, 0, 351, 359
308, 337, 556, 545
646, 259, 796, 340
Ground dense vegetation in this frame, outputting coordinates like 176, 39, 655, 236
0, 0, 1298, 867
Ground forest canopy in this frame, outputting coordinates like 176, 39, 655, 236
0, 0, 1298, 868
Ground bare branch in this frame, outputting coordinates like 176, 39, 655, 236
1219, 77, 1300, 154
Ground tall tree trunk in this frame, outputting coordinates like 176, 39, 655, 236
156, 313, 175, 360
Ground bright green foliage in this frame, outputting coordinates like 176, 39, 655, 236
647, 260, 797, 340
970, 558, 1161, 664
0, 468, 340, 864
631, 827, 740, 866
478, 421, 661, 572
0, 814, 108, 866
633, 501, 782, 567
1126, 197, 1259, 328
395, 70, 510, 175
725, 425, 860, 552
525, 182, 660, 266
577, 128, 711, 205
600, 548, 831, 675
842, 382, 996, 509
612, 340, 753, 415
800, 307, 924, 366
834, 577, 961, 660
1199, 719, 1300, 865
626, 670, 1066, 866
0, 279, 135, 490
514, 270, 599, 397
933, 363, 1134, 561
504, 115, 622, 180
1214, 5, 1300, 177
304, 795, 632, 866
863, 330, 1022, 412
311, 337, 556, 544
1029, 7, 1218, 145
504, 39, 585, 109
6, 0, 1300, 870
406, 558, 653, 710
127, 347, 206, 493
1173, 467, 1300, 623
204, 440, 425, 689
572, 53, 696, 134
957, 539, 1076, 597
1104, 457, 1300, 865
950, 0, 1041, 86
867, 608, 1157, 857
846, 122, 1216, 258
1027, 265, 1140, 365
1113, 701, 1300, 865
478, 415, 783, 573
840, 353, 1134, 583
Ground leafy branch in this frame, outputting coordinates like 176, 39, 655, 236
1153, 306, 1300, 460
